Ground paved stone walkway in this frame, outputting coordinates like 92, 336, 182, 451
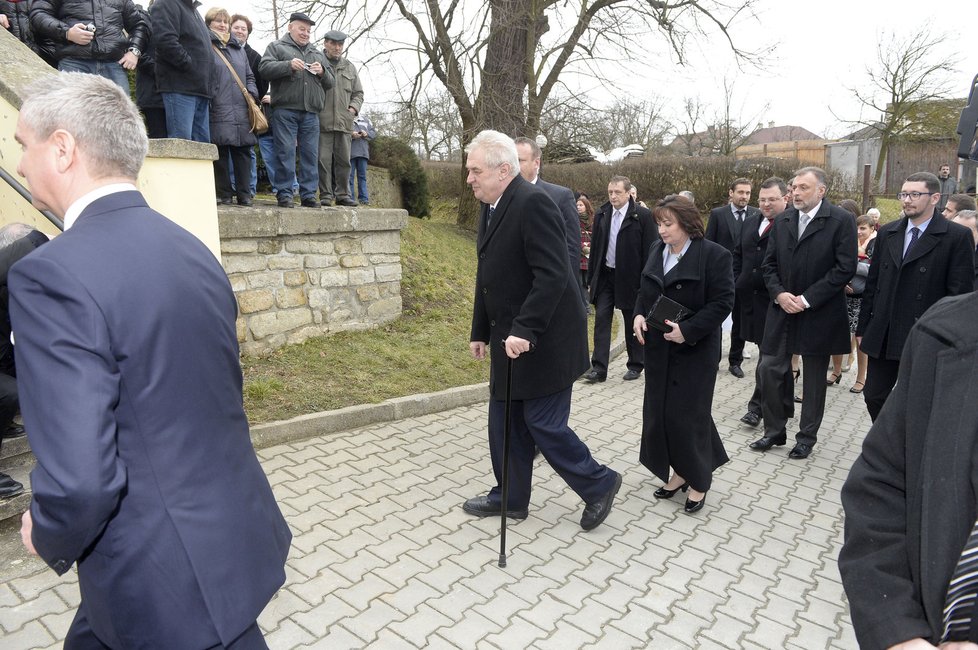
0, 345, 869, 649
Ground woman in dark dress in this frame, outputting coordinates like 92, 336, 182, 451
633, 195, 734, 514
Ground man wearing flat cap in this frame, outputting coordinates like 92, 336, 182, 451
259, 12, 334, 209
318, 29, 364, 207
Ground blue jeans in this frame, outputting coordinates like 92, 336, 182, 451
161, 93, 210, 143
349, 157, 369, 203
258, 131, 296, 195
271, 108, 318, 201
228, 147, 258, 197
58, 57, 129, 92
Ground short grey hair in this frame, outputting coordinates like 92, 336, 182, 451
678, 190, 695, 201
0, 223, 35, 249
465, 130, 519, 178
794, 166, 829, 189
20, 72, 148, 180
955, 209, 977, 221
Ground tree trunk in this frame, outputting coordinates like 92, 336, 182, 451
456, 0, 530, 229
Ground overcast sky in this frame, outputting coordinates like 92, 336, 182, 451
202, 0, 978, 141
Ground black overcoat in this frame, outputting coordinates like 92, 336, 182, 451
471, 175, 589, 401
587, 197, 658, 310
760, 201, 857, 356
840, 293, 978, 649
537, 178, 582, 282
706, 204, 761, 253
633, 238, 733, 491
856, 213, 975, 360
733, 213, 775, 343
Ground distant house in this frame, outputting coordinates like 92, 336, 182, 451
734, 122, 831, 167
741, 123, 822, 146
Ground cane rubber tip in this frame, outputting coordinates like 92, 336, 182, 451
498, 555, 507, 568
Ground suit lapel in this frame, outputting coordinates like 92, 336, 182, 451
644, 240, 666, 290
798, 202, 830, 244
903, 214, 948, 266
477, 176, 521, 251
664, 238, 703, 284
885, 219, 908, 267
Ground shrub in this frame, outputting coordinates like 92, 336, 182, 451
423, 161, 462, 200
371, 136, 431, 217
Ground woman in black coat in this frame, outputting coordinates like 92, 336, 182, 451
633, 196, 734, 514
204, 7, 257, 206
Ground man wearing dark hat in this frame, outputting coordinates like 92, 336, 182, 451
318, 29, 363, 207
258, 12, 334, 209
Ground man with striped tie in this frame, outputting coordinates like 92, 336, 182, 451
840, 290, 978, 649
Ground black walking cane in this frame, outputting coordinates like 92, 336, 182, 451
498, 354, 514, 568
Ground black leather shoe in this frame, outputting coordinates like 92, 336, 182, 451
0, 473, 24, 499
300, 198, 319, 208
749, 435, 787, 451
462, 495, 527, 520
337, 197, 358, 207
622, 369, 641, 381
237, 196, 253, 207
729, 365, 745, 378
739, 411, 761, 427
581, 472, 622, 531
788, 443, 813, 459
320, 198, 334, 206
277, 195, 294, 208
582, 369, 606, 383
1, 423, 25, 439
684, 494, 706, 514
653, 482, 688, 499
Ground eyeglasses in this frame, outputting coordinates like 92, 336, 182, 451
897, 192, 934, 201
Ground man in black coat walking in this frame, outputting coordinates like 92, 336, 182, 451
856, 171, 975, 421
706, 177, 761, 378
732, 177, 793, 428
585, 175, 658, 382
750, 167, 857, 460
462, 130, 621, 531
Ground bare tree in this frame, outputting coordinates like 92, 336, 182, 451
539, 93, 672, 153
281, 0, 762, 226
668, 77, 765, 157
843, 30, 956, 186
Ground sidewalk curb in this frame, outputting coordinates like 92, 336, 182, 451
248, 309, 626, 450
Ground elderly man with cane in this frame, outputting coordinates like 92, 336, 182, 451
461, 130, 621, 544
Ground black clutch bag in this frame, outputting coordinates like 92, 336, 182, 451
646, 295, 695, 332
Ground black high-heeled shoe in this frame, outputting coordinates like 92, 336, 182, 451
684, 494, 706, 514
826, 372, 842, 386
653, 482, 689, 499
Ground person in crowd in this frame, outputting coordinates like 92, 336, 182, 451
840, 290, 978, 649
0, 223, 48, 500
827, 198, 862, 381
943, 193, 977, 220
514, 137, 582, 297
577, 196, 594, 291
349, 112, 376, 204
11, 72, 291, 648
734, 177, 793, 429
134, 3, 165, 138
318, 29, 362, 207
633, 195, 733, 514
462, 130, 621, 530
839, 214, 877, 395
750, 166, 856, 460
205, 7, 257, 207
856, 172, 975, 421
951, 209, 978, 282
628, 185, 648, 209
867, 207, 881, 231
259, 12, 333, 209
937, 163, 958, 212
230, 13, 266, 198
706, 178, 760, 379
585, 175, 657, 382
29, 0, 149, 91
678, 190, 695, 203
150, 0, 213, 143
1, 0, 47, 63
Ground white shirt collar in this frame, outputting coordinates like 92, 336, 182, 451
800, 200, 822, 220
63, 183, 138, 230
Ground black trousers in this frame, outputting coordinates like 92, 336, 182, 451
758, 331, 829, 446
864, 356, 900, 422
747, 351, 793, 419
591, 266, 643, 374
214, 144, 253, 203
728, 295, 745, 365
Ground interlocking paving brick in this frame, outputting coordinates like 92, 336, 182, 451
0, 339, 868, 649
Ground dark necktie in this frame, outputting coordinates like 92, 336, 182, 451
942, 518, 978, 642
904, 226, 920, 260
761, 219, 773, 237
736, 209, 745, 222
487, 206, 495, 229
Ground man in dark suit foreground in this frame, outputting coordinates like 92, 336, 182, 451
840, 292, 978, 649
462, 130, 621, 531
856, 171, 974, 421
706, 177, 761, 378
11, 73, 291, 649
750, 167, 857, 460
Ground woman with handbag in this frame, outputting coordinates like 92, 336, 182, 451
632, 196, 734, 514
205, 7, 258, 207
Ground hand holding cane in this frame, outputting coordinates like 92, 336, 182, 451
498, 336, 533, 568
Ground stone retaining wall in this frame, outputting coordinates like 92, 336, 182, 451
219, 207, 409, 355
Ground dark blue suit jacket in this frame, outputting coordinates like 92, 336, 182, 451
9, 191, 291, 648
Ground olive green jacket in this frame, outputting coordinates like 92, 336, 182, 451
319, 55, 364, 132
